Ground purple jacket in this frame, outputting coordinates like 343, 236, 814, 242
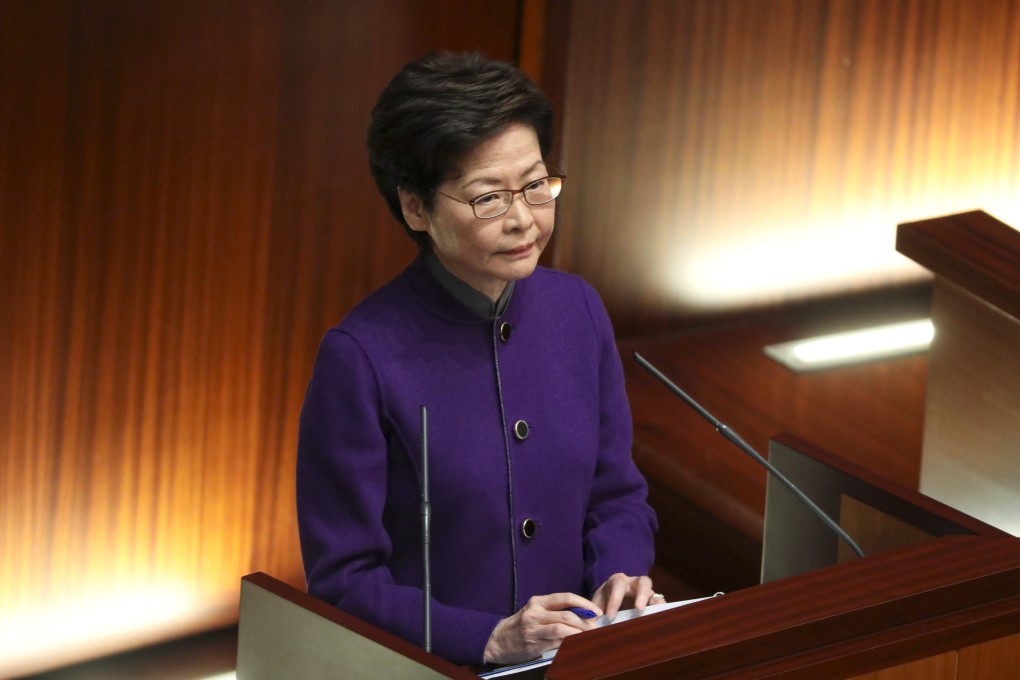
296, 255, 656, 664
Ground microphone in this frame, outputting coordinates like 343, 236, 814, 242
632, 352, 865, 559
420, 405, 432, 652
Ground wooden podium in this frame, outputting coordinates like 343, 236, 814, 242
237, 434, 1020, 679
896, 210, 1020, 537
236, 572, 478, 679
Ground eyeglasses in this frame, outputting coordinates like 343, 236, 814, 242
434, 173, 566, 219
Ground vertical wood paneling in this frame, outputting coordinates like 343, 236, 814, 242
958, 631, 1020, 679
0, 0, 70, 619
844, 651, 957, 680
1, 1, 290, 670
842, 631, 1020, 679
0, 0, 520, 674
554, 0, 1020, 334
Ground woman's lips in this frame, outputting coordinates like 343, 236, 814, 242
501, 243, 534, 258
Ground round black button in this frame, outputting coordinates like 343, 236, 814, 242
499, 322, 512, 342
521, 518, 537, 539
513, 420, 529, 440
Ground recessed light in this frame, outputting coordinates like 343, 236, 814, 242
764, 319, 934, 372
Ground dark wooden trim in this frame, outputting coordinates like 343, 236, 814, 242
547, 536, 1020, 679
896, 210, 1020, 321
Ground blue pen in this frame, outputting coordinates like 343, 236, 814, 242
566, 606, 598, 619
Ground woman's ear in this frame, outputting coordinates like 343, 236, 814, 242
398, 188, 429, 233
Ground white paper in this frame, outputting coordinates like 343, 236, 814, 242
539, 595, 714, 659
480, 595, 723, 676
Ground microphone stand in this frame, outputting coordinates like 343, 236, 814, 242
420, 405, 432, 652
633, 352, 865, 559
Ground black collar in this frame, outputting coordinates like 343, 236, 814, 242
422, 249, 515, 320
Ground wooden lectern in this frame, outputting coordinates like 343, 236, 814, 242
237, 434, 1020, 679
896, 211, 1020, 537
236, 572, 478, 679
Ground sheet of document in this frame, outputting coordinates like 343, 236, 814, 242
479, 594, 721, 677
590, 595, 712, 628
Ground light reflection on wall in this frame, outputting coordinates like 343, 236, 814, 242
558, 0, 1020, 333
0, 585, 235, 678
664, 199, 1020, 309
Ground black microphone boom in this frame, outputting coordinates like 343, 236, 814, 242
632, 352, 865, 559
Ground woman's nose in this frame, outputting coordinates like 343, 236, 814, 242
502, 194, 534, 229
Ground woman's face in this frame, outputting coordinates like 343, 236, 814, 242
400, 123, 556, 302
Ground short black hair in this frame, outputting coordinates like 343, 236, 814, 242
367, 52, 555, 248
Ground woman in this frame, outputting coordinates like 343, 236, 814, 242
296, 51, 659, 667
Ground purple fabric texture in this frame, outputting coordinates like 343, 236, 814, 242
296, 255, 656, 664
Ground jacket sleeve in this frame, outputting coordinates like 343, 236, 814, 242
578, 284, 659, 593
295, 329, 501, 665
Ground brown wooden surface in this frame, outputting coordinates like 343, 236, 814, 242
619, 287, 931, 591
844, 653, 956, 680
8, 0, 1019, 674
551, 0, 1020, 335
957, 632, 1020, 680
896, 210, 1020, 321
547, 534, 1020, 680
0, 1, 519, 675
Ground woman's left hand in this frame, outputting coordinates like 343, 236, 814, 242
591, 573, 659, 619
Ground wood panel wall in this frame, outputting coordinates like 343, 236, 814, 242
0, 0, 520, 674
7, 0, 1020, 674
845, 631, 1020, 680
551, 0, 1020, 335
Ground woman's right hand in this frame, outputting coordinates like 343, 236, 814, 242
482, 593, 603, 665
